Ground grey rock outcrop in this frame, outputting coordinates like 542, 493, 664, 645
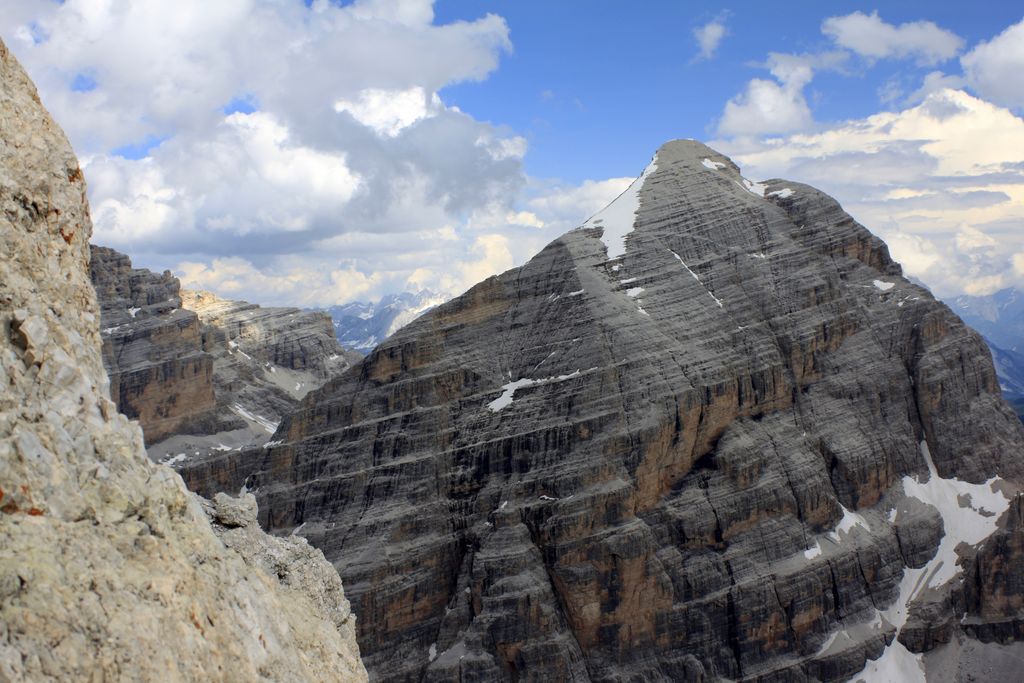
183, 139, 1024, 682
181, 288, 359, 425
90, 245, 222, 444
89, 254, 360, 463
0, 37, 366, 683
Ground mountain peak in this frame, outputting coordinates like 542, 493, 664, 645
184, 133, 1024, 681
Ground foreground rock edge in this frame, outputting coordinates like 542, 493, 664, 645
0, 38, 367, 682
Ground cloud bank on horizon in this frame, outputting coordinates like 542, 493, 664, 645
3, 1, 1023, 305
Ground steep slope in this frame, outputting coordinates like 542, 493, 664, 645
89, 258, 361, 463
90, 245, 222, 444
181, 288, 360, 415
0, 38, 366, 682
184, 141, 1024, 682
324, 290, 447, 352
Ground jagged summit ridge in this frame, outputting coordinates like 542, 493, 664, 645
184, 139, 1024, 682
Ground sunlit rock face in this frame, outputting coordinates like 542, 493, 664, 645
0, 38, 367, 683
184, 139, 1024, 682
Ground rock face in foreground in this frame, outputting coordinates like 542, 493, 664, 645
0, 39, 366, 682
184, 145, 1024, 681
90, 245, 219, 444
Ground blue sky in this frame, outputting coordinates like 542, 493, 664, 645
2, 2, 1023, 306
433, 2, 1024, 181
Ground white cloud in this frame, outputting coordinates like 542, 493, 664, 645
718, 78, 812, 137
961, 18, 1024, 109
962, 274, 1007, 297
334, 87, 439, 137
177, 256, 384, 306
693, 15, 728, 62
715, 51, 848, 137
906, 71, 966, 105
86, 111, 361, 251
822, 11, 964, 65
955, 224, 998, 252
713, 88, 1024, 297
2, 0, 534, 306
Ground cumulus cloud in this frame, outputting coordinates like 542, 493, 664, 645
961, 18, 1024, 109
713, 88, 1024, 297
718, 79, 812, 136
717, 53, 820, 137
716, 51, 851, 137
693, 14, 729, 62
177, 256, 384, 307
822, 11, 964, 65
905, 71, 967, 105
334, 87, 441, 137
2, 0, 544, 305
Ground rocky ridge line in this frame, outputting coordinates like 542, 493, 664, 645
90, 245, 221, 444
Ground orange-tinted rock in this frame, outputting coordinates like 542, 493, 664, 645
90, 246, 217, 444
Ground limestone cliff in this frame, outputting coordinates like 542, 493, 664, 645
90, 245, 221, 444
0, 38, 366, 683
180, 287, 359, 431
184, 141, 1024, 681
88, 251, 360, 462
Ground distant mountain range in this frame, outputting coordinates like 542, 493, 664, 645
321, 290, 448, 353
947, 287, 1024, 414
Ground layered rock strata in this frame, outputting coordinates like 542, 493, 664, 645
0, 38, 366, 682
90, 245, 219, 444
90, 253, 359, 462
183, 143, 1024, 682
181, 288, 359, 426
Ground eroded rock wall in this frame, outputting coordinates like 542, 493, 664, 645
0, 38, 366, 683
183, 140, 1024, 682
90, 245, 219, 444
180, 288, 359, 427
89, 251, 360, 462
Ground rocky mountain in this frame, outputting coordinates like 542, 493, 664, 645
947, 289, 1024, 414
949, 288, 1024, 352
0, 38, 366, 682
323, 290, 448, 352
182, 140, 1024, 681
90, 246, 222, 444
89, 249, 361, 462
167, 288, 361, 453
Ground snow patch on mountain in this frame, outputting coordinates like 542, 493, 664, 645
583, 155, 659, 261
